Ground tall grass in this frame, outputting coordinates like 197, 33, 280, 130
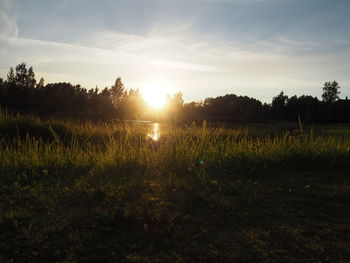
1, 113, 349, 192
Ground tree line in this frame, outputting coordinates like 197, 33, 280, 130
1, 63, 349, 123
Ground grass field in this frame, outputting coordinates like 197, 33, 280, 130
0, 110, 349, 263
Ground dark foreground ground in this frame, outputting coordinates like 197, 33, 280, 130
0, 115, 349, 262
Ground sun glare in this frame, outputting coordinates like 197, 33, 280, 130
144, 92, 166, 109
142, 82, 171, 109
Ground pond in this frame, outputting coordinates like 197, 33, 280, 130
147, 123, 160, 141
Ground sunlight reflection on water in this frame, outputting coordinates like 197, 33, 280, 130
147, 123, 160, 141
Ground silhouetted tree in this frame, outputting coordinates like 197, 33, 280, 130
272, 91, 288, 119
110, 77, 126, 109
200, 94, 263, 122
322, 81, 340, 103
119, 88, 145, 119
7, 63, 36, 88
3, 63, 37, 111
182, 101, 203, 122
2, 62, 350, 123
169, 92, 184, 109
37, 77, 45, 88
285, 95, 321, 122
167, 92, 184, 122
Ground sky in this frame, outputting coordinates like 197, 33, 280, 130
1, 0, 350, 103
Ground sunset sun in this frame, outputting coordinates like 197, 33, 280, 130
144, 92, 166, 109
142, 82, 170, 109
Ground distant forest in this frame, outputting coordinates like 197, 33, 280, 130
1, 63, 350, 123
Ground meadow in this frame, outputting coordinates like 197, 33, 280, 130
0, 110, 349, 263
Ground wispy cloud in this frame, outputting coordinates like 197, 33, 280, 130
0, 10, 18, 37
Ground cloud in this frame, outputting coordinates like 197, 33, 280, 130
0, 31, 222, 92
0, 10, 18, 37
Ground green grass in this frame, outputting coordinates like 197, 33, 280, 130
0, 110, 349, 262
